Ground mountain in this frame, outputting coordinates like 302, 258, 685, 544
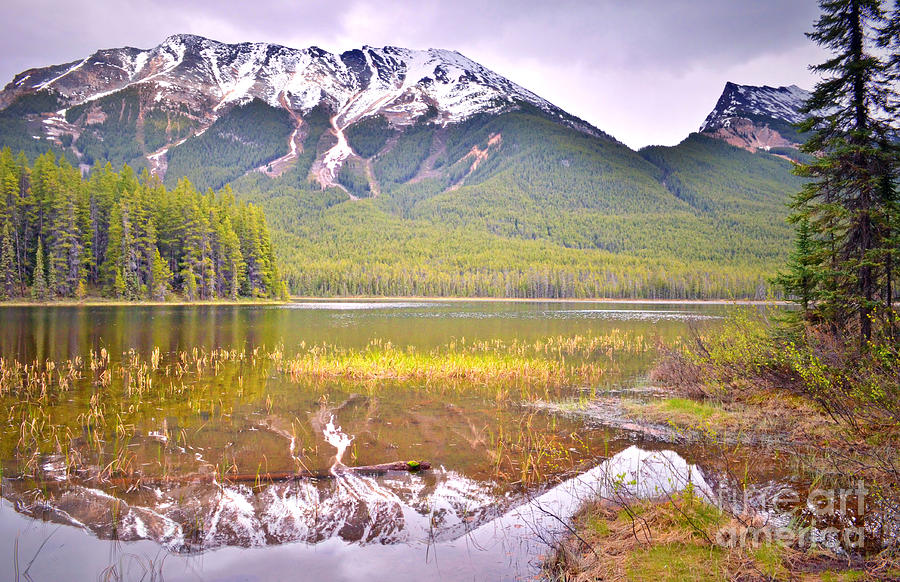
0, 34, 601, 181
698, 82, 810, 151
0, 36, 808, 299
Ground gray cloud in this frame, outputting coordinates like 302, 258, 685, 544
1, 0, 825, 148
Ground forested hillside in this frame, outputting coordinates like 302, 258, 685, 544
222, 108, 803, 299
0, 32, 809, 300
0, 149, 284, 301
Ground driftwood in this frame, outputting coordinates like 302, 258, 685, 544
10, 460, 432, 491
222, 460, 432, 484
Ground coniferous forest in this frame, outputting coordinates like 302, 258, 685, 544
0, 148, 284, 301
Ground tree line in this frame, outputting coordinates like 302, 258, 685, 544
0, 149, 285, 301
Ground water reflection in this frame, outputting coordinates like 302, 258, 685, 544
3, 445, 710, 581
0, 301, 729, 362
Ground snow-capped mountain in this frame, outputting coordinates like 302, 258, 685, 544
699, 82, 810, 150
699, 82, 810, 133
0, 34, 604, 184
4, 34, 590, 127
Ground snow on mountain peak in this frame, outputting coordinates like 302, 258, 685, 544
699, 82, 810, 133
1, 34, 598, 137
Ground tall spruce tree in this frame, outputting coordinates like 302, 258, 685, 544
775, 217, 821, 313
31, 239, 47, 301
0, 223, 14, 299
791, 0, 898, 344
878, 1, 900, 336
150, 247, 173, 301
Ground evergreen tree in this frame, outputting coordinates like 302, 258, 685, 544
31, 239, 47, 301
182, 265, 198, 301
75, 278, 87, 300
793, 0, 898, 344
0, 151, 284, 302
0, 223, 13, 299
150, 247, 173, 301
113, 268, 126, 299
775, 217, 821, 313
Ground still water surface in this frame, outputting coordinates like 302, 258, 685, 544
1, 300, 744, 581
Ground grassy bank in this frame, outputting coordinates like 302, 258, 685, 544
555, 310, 900, 580
550, 493, 898, 581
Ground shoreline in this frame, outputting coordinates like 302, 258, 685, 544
287, 296, 789, 306
0, 298, 290, 308
0, 296, 789, 308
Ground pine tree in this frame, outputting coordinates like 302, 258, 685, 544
775, 217, 821, 313
182, 265, 198, 301
31, 239, 47, 301
75, 278, 87, 300
150, 247, 173, 301
793, 0, 897, 344
0, 223, 13, 300
878, 2, 900, 336
113, 268, 126, 299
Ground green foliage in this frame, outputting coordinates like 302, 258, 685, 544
2, 92, 61, 116
292, 104, 332, 183
373, 123, 434, 185
143, 108, 195, 153
164, 99, 293, 191
0, 148, 283, 301
773, 217, 820, 311
70, 87, 145, 169
345, 115, 395, 158
0, 223, 15, 298
337, 157, 372, 198
672, 310, 899, 438
0, 111, 72, 163
30, 239, 47, 301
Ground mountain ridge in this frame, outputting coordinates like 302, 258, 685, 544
0, 33, 608, 183
0, 36, 811, 299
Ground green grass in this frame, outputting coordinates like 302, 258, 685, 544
820, 570, 868, 582
752, 543, 789, 580
625, 543, 726, 581
660, 397, 720, 421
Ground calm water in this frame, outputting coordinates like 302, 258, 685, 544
1, 300, 741, 581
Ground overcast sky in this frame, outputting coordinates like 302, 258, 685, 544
1, 0, 827, 149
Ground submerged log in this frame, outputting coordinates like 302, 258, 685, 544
223, 460, 432, 484
10, 460, 432, 491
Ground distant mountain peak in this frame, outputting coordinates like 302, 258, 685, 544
700, 82, 810, 133
699, 82, 810, 151
0, 33, 613, 189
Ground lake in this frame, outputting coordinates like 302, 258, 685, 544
1, 300, 760, 581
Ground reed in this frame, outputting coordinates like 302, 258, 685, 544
0, 330, 653, 484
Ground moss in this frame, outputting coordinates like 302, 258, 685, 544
585, 514, 610, 536
625, 543, 726, 581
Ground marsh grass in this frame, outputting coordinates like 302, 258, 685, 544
0, 331, 650, 484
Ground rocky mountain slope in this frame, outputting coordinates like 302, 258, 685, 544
0, 34, 601, 183
0, 36, 811, 298
698, 81, 810, 151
